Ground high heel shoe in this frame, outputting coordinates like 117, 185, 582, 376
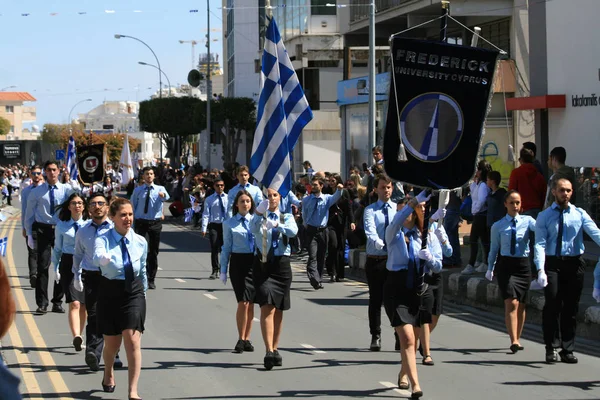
397, 372, 409, 390
101, 374, 115, 393
411, 390, 424, 399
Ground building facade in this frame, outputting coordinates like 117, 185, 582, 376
0, 92, 38, 141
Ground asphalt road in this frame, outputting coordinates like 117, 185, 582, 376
3, 210, 600, 400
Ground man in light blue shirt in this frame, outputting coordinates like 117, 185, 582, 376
131, 167, 169, 289
227, 165, 263, 217
20, 165, 43, 288
301, 176, 343, 290
202, 179, 229, 279
24, 161, 75, 315
363, 174, 396, 351
534, 178, 600, 364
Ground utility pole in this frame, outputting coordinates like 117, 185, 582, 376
368, 1, 376, 153
206, 0, 212, 169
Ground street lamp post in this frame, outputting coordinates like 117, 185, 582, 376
68, 99, 92, 126
138, 62, 172, 96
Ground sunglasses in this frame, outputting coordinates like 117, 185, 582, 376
89, 201, 107, 207
31, 172, 42, 176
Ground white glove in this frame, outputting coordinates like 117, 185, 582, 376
416, 190, 432, 203
98, 253, 111, 267
418, 248, 434, 263
266, 218, 279, 230
220, 272, 227, 285
73, 278, 84, 292
374, 239, 385, 250
55, 268, 61, 284
256, 199, 269, 215
27, 235, 35, 250
593, 288, 600, 303
485, 270, 493, 281
430, 208, 446, 221
434, 225, 449, 243
537, 270, 548, 288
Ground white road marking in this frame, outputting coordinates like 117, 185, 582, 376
158, 267, 163, 271
253, 317, 259, 322
204, 293, 218, 300
379, 381, 404, 394
175, 278, 186, 283
300, 343, 326, 354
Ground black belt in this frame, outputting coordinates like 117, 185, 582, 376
82, 269, 101, 275
136, 219, 161, 224
307, 225, 327, 232
208, 222, 223, 226
367, 255, 388, 260
547, 255, 581, 261
34, 222, 55, 229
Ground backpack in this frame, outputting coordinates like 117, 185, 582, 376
460, 195, 473, 222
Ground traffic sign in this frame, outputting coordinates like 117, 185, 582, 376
55, 149, 65, 160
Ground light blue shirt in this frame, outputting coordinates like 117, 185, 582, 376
364, 199, 397, 256
202, 192, 229, 232
385, 205, 443, 273
250, 212, 298, 257
24, 181, 76, 235
594, 260, 600, 290
93, 228, 148, 291
220, 213, 255, 274
53, 218, 89, 272
279, 191, 301, 214
73, 219, 114, 280
488, 214, 536, 271
131, 183, 170, 220
301, 189, 343, 228
535, 202, 600, 271
227, 183, 263, 217
20, 183, 39, 227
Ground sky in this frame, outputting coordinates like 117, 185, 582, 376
0, 0, 224, 127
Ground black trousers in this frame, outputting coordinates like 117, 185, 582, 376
33, 222, 63, 308
543, 256, 585, 353
208, 223, 223, 273
326, 226, 347, 279
365, 257, 388, 335
305, 226, 328, 288
82, 270, 104, 361
469, 214, 490, 265
25, 231, 38, 279
134, 219, 162, 283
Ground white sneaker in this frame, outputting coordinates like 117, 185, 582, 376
476, 263, 488, 273
461, 264, 476, 275
474, 261, 482, 268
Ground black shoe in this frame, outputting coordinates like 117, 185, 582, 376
29, 275, 37, 289
545, 349, 558, 363
209, 272, 217, 280
411, 391, 424, 399
273, 350, 283, 366
316, 283, 324, 290
35, 306, 47, 315
264, 351, 275, 370
559, 350, 578, 364
85, 352, 100, 371
73, 336, 83, 352
234, 339, 245, 353
518, 345, 525, 351
101, 374, 115, 393
336, 277, 344, 282
394, 331, 400, 351
369, 334, 381, 351
243, 340, 254, 352
114, 354, 123, 369
148, 282, 156, 290
510, 344, 520, 354
51, 304, 65, 314
329, 276, 335, 283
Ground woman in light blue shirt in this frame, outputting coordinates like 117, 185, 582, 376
251, 188, 298, 371
220, 190, 257, 354
383, 192, 436, 399
93, 198, 147, 400
486, 190, 536, 354
53, 193, 89, 352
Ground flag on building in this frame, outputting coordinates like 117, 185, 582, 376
250, 17, 313, 197
120, 134, 134, 185
67, 135, 79, 181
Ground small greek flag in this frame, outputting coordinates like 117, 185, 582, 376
184, 208, 194, 223
250, 17, 313, 197
67, 135, 79, 181
0, 237, 7, 257
189, 194, 196, 205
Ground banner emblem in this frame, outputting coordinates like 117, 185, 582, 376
84, 156, 99, 173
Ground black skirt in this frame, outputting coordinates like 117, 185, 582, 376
424, 272, 443, 316
229, 253, 255, 303
495, 256, 531, 302
252, 254, 292, 311
97, 277, 146, 336
58, 254, 85, 304
383, 270, 427, 327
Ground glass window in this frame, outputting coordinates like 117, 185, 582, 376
5, 106, 14, 113
312, 0, 336, 15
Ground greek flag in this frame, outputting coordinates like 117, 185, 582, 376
66, 135, 79, 181
184, 208, 194, 223
250, 17, 313, 197
0, 237, 7, 257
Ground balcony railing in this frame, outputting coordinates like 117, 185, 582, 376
350, 0, 412, 23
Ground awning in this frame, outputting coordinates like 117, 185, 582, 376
505, 94, 566, 111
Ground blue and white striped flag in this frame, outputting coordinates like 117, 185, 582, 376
0, 237, 7, 257
66, 135, 79, 181
250, 17, 313, 197
184, 207, 194, 223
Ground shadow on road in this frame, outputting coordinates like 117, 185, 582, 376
163, 387, 398, 399
500, 380, 600, 391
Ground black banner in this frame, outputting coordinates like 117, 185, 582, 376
77, 144, 105, 185
383, 38, 499, 189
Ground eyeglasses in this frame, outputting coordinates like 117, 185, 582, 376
215, 184, 224, 187
70, 201, 84, 206
31, 172, 42, 176
89, 201, 107, 207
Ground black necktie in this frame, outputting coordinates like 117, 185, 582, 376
556, 208, 564, 256
144, 186, 152, 214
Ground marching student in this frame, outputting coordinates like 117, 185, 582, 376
53, 193, 89, 352
20, 165, 43, 289
363, 175, 396, 351
24, 160, 73, 315
220, 190, 257, 354
131, 166, 170, 290
486, 190, 536, 353
534, 178, 600, 364
250, 190, 298, 370
326, 173, 355, 282
227, 165, 263, 217
202, 179, 229, 279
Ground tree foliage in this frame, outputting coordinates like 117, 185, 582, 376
0, 116, 11, 136
208, 97, 256, 165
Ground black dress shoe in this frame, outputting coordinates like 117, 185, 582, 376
329, 276, 335, 283
85, 352, 100, 371
73, 336, 83, 352
545, 349, 558, 363
510, 344, 520, 354
411, 390, 424, 399
559, 350, 578, 364
264, 351, 275, 370
114, 354, 124, 369
51, 304, 65, 313
518, 345, 524, 351
243, 340, 254, 352
102, 375, 116, 393
369, 334, 381, 351
35, 306, 47, 315
273, 350, 283, 366
336, 277, 344, 282
148, 282, 156, 290
234, 339, 245, 353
